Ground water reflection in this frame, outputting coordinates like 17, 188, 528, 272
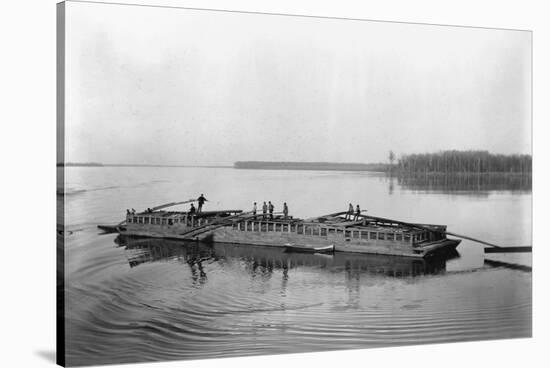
115, 235, 459, 279
394, 173, 531, 194
388, 175, 395, 195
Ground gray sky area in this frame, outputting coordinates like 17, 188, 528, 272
65, 1, 532, 165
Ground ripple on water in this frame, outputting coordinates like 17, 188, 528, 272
65, 237, 531, 366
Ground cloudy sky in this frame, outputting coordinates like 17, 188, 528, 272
64, 1, 531, 165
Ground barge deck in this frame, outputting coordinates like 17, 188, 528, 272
98, 203, 460, 258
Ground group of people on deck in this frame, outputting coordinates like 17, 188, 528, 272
131, 194, 362, 223
186, 195, 359, 222
252, 201, 289, 220
346, 203, 363, 221
188, 194, 208, 215
187, 195, 291, 220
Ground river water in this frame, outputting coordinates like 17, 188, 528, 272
60, 167, 532, 366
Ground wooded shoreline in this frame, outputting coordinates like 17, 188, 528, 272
57, 151, 532, 174
235, 151, 532, 174
396, 151, 531, 174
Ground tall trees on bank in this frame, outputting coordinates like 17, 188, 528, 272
388, 151, 396, 168
397, 150, 531, 174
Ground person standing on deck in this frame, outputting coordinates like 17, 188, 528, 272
197, 194, 208, 213
346, 203, 354, 220
262, 201, 268, 219
189, 203, 196, 215
268, 201, 274, 219
252, 202, 257, 219
283, 202, 289, 219
354, 204, 361, 221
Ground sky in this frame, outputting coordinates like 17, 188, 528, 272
64, 1, 532, 165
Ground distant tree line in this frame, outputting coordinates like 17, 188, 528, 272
396, 150, 531, 174
234, 161, 389, 172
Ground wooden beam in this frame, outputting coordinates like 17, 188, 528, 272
178, 210, 254, 238
304, 211, 348, 221
445, 231, 503, 248
194, 210, 243, 217
484, 246, 532, 253
151, 199, 196, 211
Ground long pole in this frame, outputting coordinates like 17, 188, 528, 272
361, 214, 508, 248
443, 231, 502, 248
151, 199, 196, 211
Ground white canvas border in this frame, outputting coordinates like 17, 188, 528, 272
0, 1, 547, 367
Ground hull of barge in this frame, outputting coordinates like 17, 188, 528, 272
118, 225, 460, 258
199, 227, 460, 258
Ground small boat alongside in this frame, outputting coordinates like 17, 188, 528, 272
284, 244, 335, 254
98, 224, 124, 233
97, 199, 461, 258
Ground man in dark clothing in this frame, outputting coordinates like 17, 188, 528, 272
268, 201, 274, 219
197, 194, 207, 213
283, 202, 289, 219
189, 203, 196, 214
354, 204, 361, 221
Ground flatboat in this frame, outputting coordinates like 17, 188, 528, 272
98, 200, 460, 258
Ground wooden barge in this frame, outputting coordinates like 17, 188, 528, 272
99, 201, 460, 258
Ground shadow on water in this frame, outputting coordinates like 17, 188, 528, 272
115, 235, 459, 279
391, 173, 531, 195
35, 350, 56, 363
484, 259, 532, 272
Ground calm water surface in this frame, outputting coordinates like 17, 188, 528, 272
60, 167, 531, 366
